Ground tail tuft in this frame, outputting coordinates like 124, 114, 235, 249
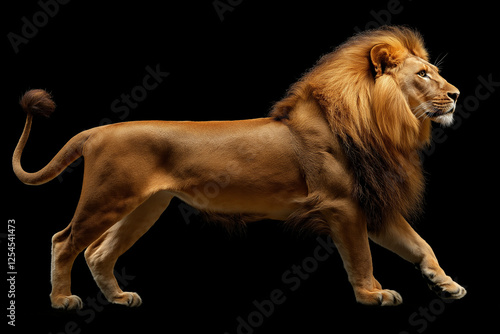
19, 89, 56, 118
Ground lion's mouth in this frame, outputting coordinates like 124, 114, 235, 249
427, 104, 455, 126
413, 101, 455, 122
426, 103, 455, 118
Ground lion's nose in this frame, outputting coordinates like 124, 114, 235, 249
447, 91, 459, 102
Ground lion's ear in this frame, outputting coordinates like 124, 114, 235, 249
370, 44, 404, 78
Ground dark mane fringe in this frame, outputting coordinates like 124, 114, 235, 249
341, 135, 425, 230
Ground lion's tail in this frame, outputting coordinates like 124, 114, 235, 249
12, 89, 90, 185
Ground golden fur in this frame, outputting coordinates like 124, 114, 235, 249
13, 26, 465, 309
271, 27, 432, 230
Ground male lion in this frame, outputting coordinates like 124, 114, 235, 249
13, 26, 466, 309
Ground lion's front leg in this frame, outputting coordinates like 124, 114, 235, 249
325, 204, 402, 306
369, 215, 466, 300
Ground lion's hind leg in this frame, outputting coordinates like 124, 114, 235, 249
50, 191, 150, 310
50, 226, 85, 310
84, 191, 173, 307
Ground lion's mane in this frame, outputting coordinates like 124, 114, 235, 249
271, 26, 432, 230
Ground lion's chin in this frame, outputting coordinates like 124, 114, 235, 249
431, 112, 454, 127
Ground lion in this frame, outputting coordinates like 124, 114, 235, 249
13, 26, 466, 310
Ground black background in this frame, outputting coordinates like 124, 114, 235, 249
4, 0, 499, 333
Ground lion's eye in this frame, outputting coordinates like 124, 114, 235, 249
417, 70, 427, 78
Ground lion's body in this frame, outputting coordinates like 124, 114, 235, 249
84, 118, 310, 221
13, 26, 466, 309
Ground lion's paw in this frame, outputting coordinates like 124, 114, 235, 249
355, 288, 403, 306
51, 294, 83, 310
110, 291, 143, 307
421, 269, 467, 299
435, 280, 467, 299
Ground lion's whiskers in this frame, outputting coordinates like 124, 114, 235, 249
433, 53, 448, 70
412, 101, 433, 121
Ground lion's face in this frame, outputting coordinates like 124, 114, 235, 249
397, 56, 459, 126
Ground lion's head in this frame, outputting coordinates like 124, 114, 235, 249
270, 26, 460, 229
371, 43, 460, 129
